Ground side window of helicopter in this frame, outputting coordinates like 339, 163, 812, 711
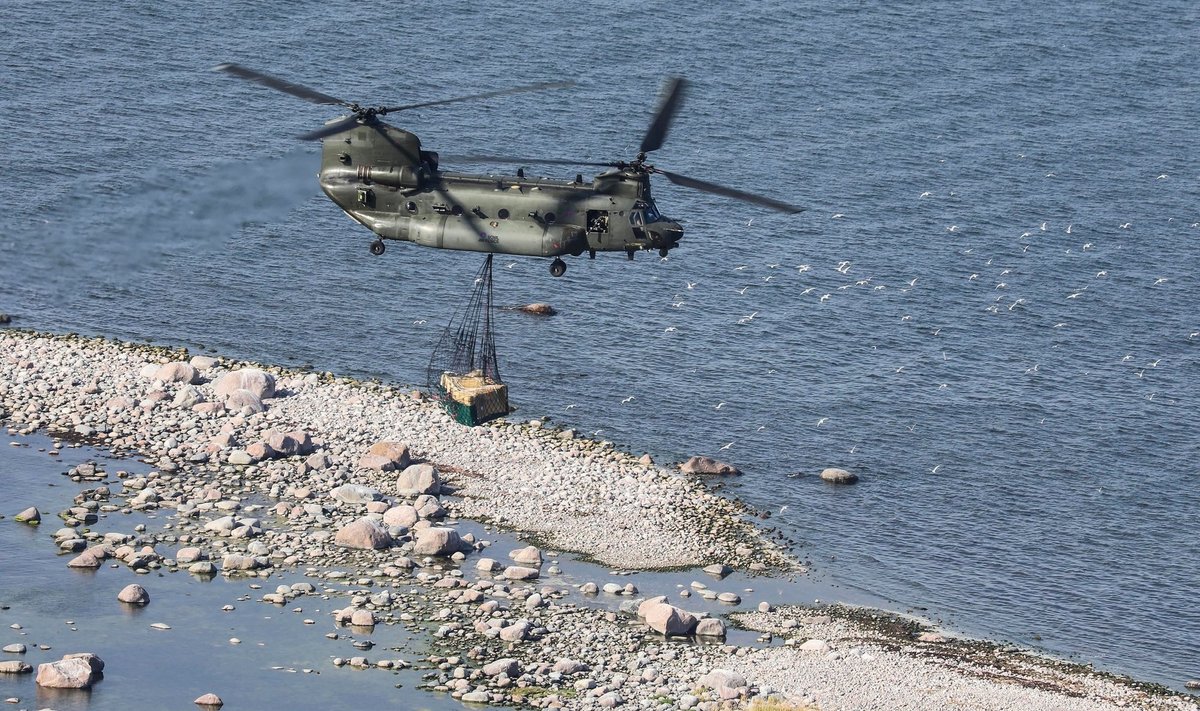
587, 210, 609, 233
629, 210, 645, 227
644, 203, 661, 223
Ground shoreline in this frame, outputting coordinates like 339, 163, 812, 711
1, 329, 1195, 711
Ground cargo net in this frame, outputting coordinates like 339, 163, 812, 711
426, 254, 510, 426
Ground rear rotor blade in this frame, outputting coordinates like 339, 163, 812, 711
440, 154, 611, 168
656, 168, 804, 214
639, 77, 687, 154
214, 63, 349, 106
298, 115, 363, 141
379, 81, 575, 115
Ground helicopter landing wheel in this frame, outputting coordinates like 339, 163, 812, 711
369, 240, 386, 256
549, 258, 567, 277
659, 247, 669, 258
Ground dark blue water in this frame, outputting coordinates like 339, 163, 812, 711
2, 0, 1197, 689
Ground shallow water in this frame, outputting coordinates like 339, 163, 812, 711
1, 0, 1197, 690
0, 431, 868, 708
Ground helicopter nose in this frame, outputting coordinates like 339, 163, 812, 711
656, 220, 684, 247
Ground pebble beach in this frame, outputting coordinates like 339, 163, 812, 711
1, 329, 1196, 711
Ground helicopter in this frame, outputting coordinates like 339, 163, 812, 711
215, 63, 803, 277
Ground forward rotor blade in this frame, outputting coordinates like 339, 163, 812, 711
440, 154, 611, 168
214, 63, 348, 106
298, 115, 363, 141
639, 77, 687, 154
656, 168, 804, 214
378, 81, 575, 115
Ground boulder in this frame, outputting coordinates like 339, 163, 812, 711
14, 506, 40, 525
503, 566, 540, 581
411, 527, 461, 556
680, 456, 741, 476
117, 584, 150, 605
154, 362, 200, 384
695, 617, 727, 637
509, 545, 543, 566
482, 658, 520, 677
173, 385, 205, 408
220, 554, 261, 571
637, 596, 668, 618
697, 669, 747, 701
36, 654, 104, 688
644, 603, 697, 636
396, 463, 440, 496
552, 659, 589, 675
225, 389, 265, 414
517, 303, 556, 316
245, 441, 274, 461
799, 638, 831, 652
189, 355, 218, 370
266, 430, 312, 457
349, 609, 376, 627
330, 484, 382, 504
382, 504, 419, 528
334, 518, 392, 550
0, 660, 32, 674
819, 467, 859, 484
176, 547, 205, 564
214, 368, 275, 399
194, 692, 224, 707
359, 441, 411, 471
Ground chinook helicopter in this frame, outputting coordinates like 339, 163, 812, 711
216, 64, 803, 277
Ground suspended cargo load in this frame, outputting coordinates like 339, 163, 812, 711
427, 255, 510, 426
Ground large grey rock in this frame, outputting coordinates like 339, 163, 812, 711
382, 504, 419, 528
358, 441, 411, 471
482, 658, 520, 677
509, 545, 543, 566
412, 527, 461, 556
679, 456, 741, 476
330, 484, 381, 504
697, 669, 747, 701
0, 660, 32, 674
194, 692, 224, 707
820, 467, 859, 484
396, 463, 440, 496
636, 595, 668, 618
176, 547, 206, 564
14, 506, 39, 524
117, 584, 150, 605
214, 368, 275, 399
225, 389, 264, 414
221, 554, 261, 571
644, 603, 697, 636
266, 430, 312, 457
695, 617, 727, 637
503, 566, 540, 581
173, 385, 205, 408
154, 362, 200, 384
552, 659, 589, 675
349, 609, 376, 627
334, 518, 392, 550
36, 654, 104, 688
413, 494, 445, 520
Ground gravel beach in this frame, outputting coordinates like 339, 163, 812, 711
1, 330, 1195, 711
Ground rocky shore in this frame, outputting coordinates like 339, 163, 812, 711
1, 330, 1195, 711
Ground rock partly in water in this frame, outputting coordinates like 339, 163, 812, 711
36, 654, 104, 689
194, 692, 224, 707
819, 467, 859, 484
679, 456, 741, 476
334, 518, 392, 550
117, 583, 150, 605
516, 303, 557, 316
14, 507, 40, 525
412, 527, 462, 556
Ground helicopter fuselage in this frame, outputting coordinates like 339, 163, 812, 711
318, 120, 683, 274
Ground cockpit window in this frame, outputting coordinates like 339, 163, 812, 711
634, 200, 662, 223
